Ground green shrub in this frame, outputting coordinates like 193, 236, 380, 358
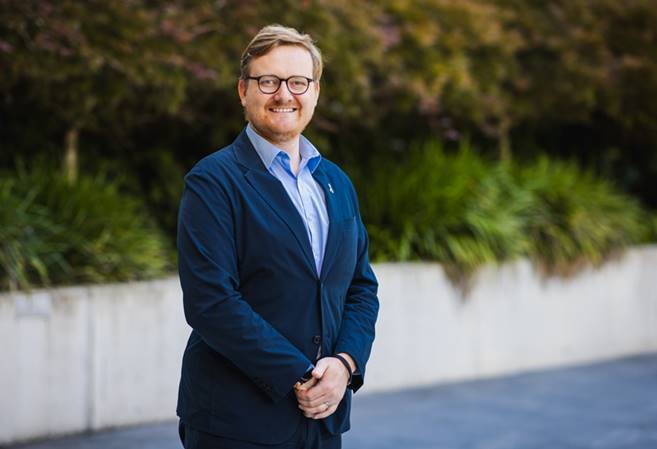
649, 215, 657, 242
0, 178, 67, 290
363, 140, 531, 281
361, 140, 652, 282
0, 165, 173, 291
517, 157, 647, 275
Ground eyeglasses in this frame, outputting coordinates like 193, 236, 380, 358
245, 75, 314, 95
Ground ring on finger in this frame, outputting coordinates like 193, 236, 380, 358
323, 401, 330, 411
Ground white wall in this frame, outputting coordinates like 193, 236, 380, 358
0, 279, 190, 444
365, 246, 657, 392
1, 246, 656, 444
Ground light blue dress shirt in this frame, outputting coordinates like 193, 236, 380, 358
245, 124, 329, 276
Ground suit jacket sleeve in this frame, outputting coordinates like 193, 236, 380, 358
177, 170, 312, 402
333, 178, 379, 392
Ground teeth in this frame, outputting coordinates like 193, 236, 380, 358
271, 108, 295, 112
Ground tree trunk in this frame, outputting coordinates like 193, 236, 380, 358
64, 126, 79, 184
498, 126, 512, 162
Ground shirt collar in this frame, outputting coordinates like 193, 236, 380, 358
245, 123, 322, 173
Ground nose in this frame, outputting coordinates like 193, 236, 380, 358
273, 80, 295, 101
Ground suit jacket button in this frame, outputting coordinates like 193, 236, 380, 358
313, 335, 321, 344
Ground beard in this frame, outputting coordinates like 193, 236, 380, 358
249, 121, 301, 146
244, 101, 314, 147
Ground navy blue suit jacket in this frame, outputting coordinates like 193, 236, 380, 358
176, 130, 379, 444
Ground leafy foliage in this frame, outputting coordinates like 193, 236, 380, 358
0, 165, 172, 291
361, 140, 653, 282
0, 178, 65, 290
363, 141, 526, 274
519, 157, 649, 274
1, 1, 656, 290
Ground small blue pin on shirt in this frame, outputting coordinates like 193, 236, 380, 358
328, 183, 334, 194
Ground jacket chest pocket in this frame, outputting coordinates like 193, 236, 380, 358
330, 216, 358, 279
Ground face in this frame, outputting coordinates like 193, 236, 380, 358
238, 45, 320, 147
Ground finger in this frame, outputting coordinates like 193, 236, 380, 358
299, 404, 326, 416
299, 377, 345, 405
296, 381, 329, 404
299, 400, 334, 417
298, 393, 334, 412
311, 363, 329, 379
299, 403, 326, 417
294, 377, 318, 392
311, 404, 339, 420
297, 391, 329, 408
297, 381, 331, 400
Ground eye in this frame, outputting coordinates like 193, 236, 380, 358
290, 78, 308, 88
260, 77, 277, 87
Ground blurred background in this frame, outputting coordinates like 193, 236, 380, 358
2, 1, 657, 448
2, 0, 657, 290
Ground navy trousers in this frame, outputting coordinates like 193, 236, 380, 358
179, 419, 342, 449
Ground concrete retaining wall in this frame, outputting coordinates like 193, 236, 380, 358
0, 280, 189, 444
365, 246, 657, 392
1, 246, 656, 444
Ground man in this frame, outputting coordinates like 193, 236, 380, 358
176, 24, 379, 449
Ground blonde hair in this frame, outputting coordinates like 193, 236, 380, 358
240, 24, 323, 81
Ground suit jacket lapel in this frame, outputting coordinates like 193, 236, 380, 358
312, 165, 342, 280
233, 131, 317, 276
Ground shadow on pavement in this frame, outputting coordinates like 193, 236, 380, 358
7, 353, 657, 449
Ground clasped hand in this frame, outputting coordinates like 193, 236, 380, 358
294, 357, 350, 420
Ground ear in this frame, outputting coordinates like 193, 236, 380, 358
313, 80, 321, 105
238, 79, 247, 106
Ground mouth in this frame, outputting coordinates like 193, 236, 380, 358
269, 107, 297, 113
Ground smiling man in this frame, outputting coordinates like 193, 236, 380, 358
175, 25, 379, 449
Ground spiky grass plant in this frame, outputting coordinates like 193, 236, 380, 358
361, 140, 652, 283
0, 165, 173, 291
517, 157, 647, 275
363, 140, 531, 282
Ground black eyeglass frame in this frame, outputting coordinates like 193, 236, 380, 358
244, 75, 315, 95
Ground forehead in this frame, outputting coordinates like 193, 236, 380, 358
249, 45, 314, 77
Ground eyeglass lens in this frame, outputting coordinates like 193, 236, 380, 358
258, 76, 310, 94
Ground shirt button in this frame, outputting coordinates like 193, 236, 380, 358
313, 335, 321, 345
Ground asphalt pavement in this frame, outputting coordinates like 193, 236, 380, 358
8, 353, 657, 449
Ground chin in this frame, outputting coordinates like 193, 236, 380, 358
259, 127, 300, 145
255, 120, 305, 140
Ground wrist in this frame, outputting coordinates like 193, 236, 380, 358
331, 354, 353, 386
336, 352, 357, 373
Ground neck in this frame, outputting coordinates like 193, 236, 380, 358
274, 137, 300, 161
279, 138, 301, 175
249, 124, 302, 168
